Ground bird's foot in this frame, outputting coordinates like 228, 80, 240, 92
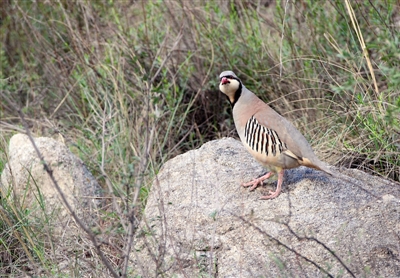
259, 170, 285, 200
242, 172, 273, 191
259, 189, 281, 200
242, 179, 262, 191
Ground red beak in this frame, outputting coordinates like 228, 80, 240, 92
221, 77, 230, 85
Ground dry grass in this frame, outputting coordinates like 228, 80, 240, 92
0, 0, 399, 276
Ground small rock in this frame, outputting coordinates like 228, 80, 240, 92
1, 134, 102, 232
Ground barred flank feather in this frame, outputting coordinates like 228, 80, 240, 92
244, 116, 287, 157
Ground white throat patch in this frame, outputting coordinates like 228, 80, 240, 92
219, 78, 240, 96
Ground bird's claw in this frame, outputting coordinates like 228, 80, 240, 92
259, 190, 280, 200
242, 178, 262, 191
242, 172, 274, 191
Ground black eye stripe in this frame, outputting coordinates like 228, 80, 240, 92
219, 74, 240, 85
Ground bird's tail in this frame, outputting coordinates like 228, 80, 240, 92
301, 157, 334, 176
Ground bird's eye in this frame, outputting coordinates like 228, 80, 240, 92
221, 75, 234, 80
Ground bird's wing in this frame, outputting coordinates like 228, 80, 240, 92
252, 104, 320, 163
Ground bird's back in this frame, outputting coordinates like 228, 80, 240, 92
233, 86, 331, 174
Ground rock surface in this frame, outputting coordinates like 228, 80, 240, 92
1, 134, 102, 228
132, 137, 400, 277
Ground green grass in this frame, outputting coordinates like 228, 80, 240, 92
0, 0, 399, 276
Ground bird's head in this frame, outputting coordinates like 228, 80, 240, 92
219, 71, 242, 104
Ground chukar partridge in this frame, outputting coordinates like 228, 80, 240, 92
219, 70, 332, 199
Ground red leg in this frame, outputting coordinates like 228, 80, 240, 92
260, 170, 284, 200
242, 172, 274, 191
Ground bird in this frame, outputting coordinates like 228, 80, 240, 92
218, 70, 333, 199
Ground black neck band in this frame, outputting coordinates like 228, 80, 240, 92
231, 81, 242, 108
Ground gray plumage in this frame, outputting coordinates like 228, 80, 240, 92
219, 70, 332, 199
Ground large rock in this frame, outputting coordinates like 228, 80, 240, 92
1, 134, 102, 228
132, 137, 400, 277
